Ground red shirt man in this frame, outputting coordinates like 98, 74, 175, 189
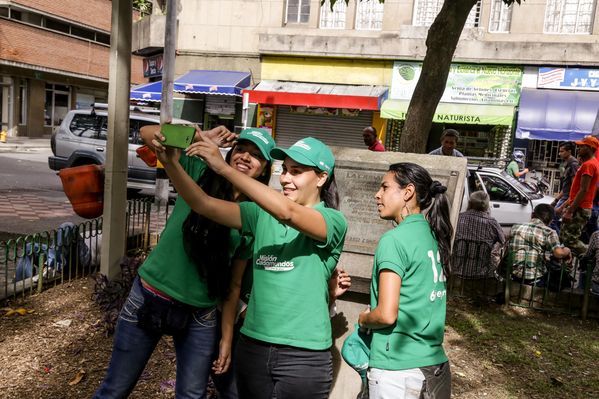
558, 135, 599, 256
362, 126, 385, 152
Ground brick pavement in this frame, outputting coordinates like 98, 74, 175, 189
0, 193, 75, 221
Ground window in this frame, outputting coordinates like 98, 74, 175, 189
544, 0, 595, 33
320, 0, 346, 29
45, 84, 70, 127
480, 174, 521, 203
489, 0, 513, 32
413, 0, 481, 27
286, 0, 310, 24
69, 114, 106, 139
356, 0, 384, 30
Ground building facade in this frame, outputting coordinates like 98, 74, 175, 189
133, 0, 599, 170
0, 0, 145, 138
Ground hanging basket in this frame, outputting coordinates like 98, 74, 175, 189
58, 165, 105, 219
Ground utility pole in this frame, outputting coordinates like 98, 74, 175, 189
100, 0, 132, 279
154, 0, 177, 207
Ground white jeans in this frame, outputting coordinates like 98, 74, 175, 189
368, 367, 425, 399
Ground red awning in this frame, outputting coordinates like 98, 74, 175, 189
243, 80, 388, 110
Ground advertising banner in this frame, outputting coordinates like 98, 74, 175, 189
390, 62, 523, 106
537, 67, 599, 91
143, 54, 163, 78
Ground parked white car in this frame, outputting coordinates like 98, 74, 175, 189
463, 165, 555, 231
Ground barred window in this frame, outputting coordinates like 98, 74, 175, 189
320, 0, 347, 29
286, 0, 310, 24
489, 0, 512, 32
356, 0, 384, 30
544, 0, 595, 33
413, 0, 481, 28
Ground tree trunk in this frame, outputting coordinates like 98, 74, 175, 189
399, 0, 478, 153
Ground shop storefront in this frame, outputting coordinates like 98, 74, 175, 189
515, 67, 599, 192
381, 62, 523, 158
243, 80, 388, 148
129, 69, 250, 132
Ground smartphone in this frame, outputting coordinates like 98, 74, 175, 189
160, 124, 196, 149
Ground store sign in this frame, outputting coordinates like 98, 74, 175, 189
390, 62, 523, 106
537, 67, 599, 91
143, 54, 163, 78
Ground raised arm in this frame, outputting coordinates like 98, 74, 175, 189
148, 128, 242, 229
186, 137, 331, 242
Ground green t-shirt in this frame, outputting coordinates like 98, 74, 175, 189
139, 154, 246, 308
239, 201, 347, 350
369, 214, 448, 370
506, 160, 519, 178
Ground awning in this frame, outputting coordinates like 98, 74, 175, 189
130, 80, 162, 102
243, 80, 388, 110
381, 99, 515, 126
173, 70, 251, 96
130, 70, 252, 102
516, 88, 599, 141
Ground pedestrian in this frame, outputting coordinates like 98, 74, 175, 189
428, 128, 463, 157
550, 142, 579, 233
506, 150, 529, 180
363, 126, 385, 152
93, 126, 274, 399
556, 135, 599, 258
155, 134, 347, 399
358, 162, 452, 399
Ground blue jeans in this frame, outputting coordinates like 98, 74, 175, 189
235, 334, 332, 399
94, 277, 218, 399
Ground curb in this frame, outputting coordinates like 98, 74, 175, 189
0, 145, 50, 153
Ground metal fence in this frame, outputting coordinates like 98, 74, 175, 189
0, 198, 172, 302
449, 240, 599, 319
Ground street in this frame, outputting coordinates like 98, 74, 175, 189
0, 149, 85, 238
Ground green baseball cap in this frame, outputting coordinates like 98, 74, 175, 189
237, 128, 275, 161
341, 324, 372, 382
270, 137, 335, 175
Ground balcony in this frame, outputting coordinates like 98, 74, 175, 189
132, 13, 165, 56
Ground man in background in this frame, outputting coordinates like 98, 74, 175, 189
557, 135, 599, 258
428, 128, 464, 157
362, 126, 385, 152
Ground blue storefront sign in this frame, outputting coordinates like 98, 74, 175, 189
537, 67, 599, 91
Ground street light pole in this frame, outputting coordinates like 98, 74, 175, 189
100, 0, 132, 279
154, 0, 177, 207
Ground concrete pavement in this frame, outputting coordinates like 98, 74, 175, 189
0, 136, 52, 153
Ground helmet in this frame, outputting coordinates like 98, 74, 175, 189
513, 150, 525, 162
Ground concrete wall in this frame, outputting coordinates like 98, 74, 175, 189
132, 0, 599, 67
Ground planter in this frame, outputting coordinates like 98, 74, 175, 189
58, 165, 105, 219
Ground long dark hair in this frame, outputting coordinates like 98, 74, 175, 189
321, 174, 340, 210
182, 144, 272, 301
388, 162, 453, 276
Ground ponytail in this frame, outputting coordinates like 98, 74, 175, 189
388, 163, 453, 276
427, 182, 453, 277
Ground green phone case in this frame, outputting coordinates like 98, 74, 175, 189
160, 124, 196, 149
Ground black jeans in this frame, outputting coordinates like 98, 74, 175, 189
235, 334, 333, 399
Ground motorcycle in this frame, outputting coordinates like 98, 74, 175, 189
522, 170, 551, 195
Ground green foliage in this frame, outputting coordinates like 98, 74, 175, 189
133, 0, 153, 16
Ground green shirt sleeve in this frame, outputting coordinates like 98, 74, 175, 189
239, 201, 261, 236
506, 161, 519, 177
375, 233, 408, 279
314, 206, 348, 250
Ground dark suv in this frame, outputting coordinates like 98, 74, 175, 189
48, 107, 189, 191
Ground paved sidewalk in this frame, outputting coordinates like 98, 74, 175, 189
0, 136, 52, 153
